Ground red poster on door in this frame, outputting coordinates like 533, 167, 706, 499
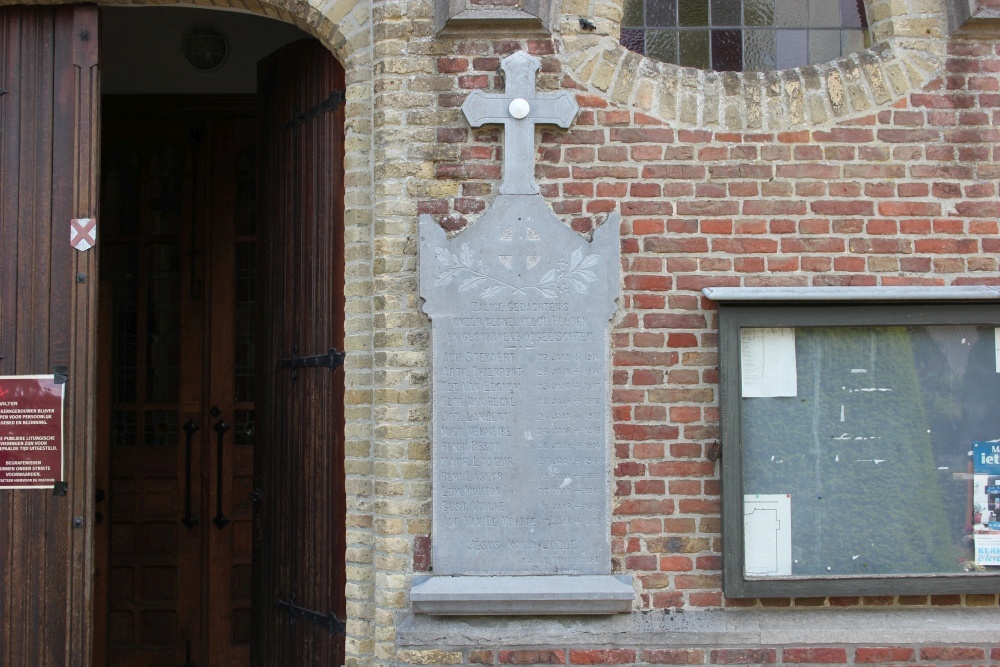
0, 375, 65, 489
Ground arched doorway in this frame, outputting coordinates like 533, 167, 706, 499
1, 5, 352, 665
93, 7, 347, 666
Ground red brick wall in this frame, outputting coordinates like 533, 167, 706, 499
418, 37, 1000, 615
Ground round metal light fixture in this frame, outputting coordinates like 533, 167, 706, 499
183, 27, 229, 72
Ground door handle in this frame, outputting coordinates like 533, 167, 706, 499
181, 420, 200, 529
212, 417, 231, 529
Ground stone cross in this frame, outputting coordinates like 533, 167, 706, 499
497, 221, 541, 275
462, 51, 579, 196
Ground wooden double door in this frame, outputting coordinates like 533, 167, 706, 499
1, 10, 346, 663
92, 42, 347, 667
97, 102, 260, 666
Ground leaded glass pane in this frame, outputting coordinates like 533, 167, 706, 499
809, 0, 840, 28
234, 242, 256, 403
809, 29, 841, 64
113, 410, 137, 447
144, 411, 178, 446
145, 144, 182, 236
712, 29, 743, 71
145, 244, 180, 403
678, 0, 709, 26
623, 0, 645, 27
647, 0, 677, 27
744, 28, 777, 70
679, 29, 710, 68
235, 144, 256, 236
841, 0, 865, 28
109, 244, 139, 404
774, 0, 806, 27
102, 151, 140, 237
618, 0, 869, 71
621, 28, 645, 53
745, 0, 774, 26
647, 30, 678, 63
775, 28, 807, 69
711, 0, 740, 26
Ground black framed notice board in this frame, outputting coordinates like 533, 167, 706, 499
708, 287, 1000, 598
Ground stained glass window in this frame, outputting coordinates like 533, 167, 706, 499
620, 0, 871, 72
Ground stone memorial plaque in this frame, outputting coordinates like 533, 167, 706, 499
420, 195, 620, 575
415, 53, 632, 613
0, 375, 65, 489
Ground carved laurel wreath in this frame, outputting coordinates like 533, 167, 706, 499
435, 244, 599, 298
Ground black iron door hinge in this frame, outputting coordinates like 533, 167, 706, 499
278, 347, 345, 379
275, 595, 346, 636
282, 90, 345, 131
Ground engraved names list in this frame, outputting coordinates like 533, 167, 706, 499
420, 195, 621, 576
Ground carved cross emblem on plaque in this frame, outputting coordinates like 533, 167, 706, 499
498, 224, 542, 273
462, 51, 579, 196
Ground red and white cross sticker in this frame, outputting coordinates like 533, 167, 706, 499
70, 218, 97, 251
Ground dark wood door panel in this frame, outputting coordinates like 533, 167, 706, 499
0, 6, 99, 667
255, 39, 346, 667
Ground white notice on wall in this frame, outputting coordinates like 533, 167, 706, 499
744, 494, 792, 577
740, 328, 797, 397
994, 328, 1000, 373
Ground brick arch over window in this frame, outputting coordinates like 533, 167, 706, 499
558, 0, 962, 130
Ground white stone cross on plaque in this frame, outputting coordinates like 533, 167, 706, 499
462, 51, 579, 195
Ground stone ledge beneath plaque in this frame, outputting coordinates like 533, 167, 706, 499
411, 575, 634, 615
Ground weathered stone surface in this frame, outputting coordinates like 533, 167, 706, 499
418, 50, 622, 586
419, 195, 620, 575
462, 51, 578, 195
397, 608, 1000, 648
410, 575, 635, 614
414, 50, 632, 615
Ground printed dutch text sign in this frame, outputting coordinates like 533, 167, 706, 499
0, 376, 65, 489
